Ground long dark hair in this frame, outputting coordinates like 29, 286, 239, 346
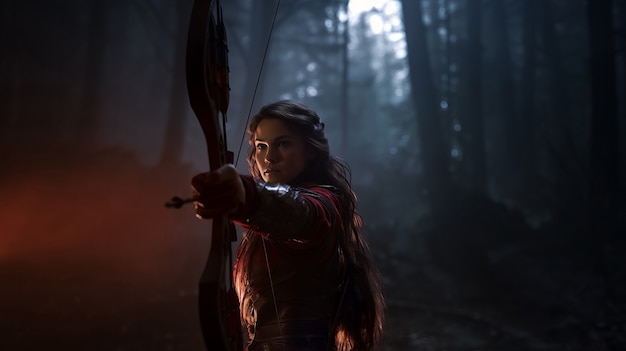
244, 100, 385, 350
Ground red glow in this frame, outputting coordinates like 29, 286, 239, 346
0, 154, 210, 288
1, 152, 212, 348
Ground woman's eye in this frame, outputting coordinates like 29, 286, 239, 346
256, 144, 267, 150
278, 141, 291, 148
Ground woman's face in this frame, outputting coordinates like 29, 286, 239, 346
253, 118, 312, 184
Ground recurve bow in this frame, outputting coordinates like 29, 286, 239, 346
167, 1, 281, 349
185, 0, 243, 349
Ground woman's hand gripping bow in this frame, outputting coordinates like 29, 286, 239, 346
191, 164, 246, 220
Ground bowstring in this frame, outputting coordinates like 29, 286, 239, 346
231, 1, 285, 348
261, 238, 284, 342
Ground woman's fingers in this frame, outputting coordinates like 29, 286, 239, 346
191, 164, 245, 219
191, 169, 221, 193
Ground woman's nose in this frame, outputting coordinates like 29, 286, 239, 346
265, 145, 279, 163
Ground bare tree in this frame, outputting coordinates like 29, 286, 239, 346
587, 0, 619, 249
159, 0, 193, 166
0, 0, 19, 147
586, 0, 621, 348
464, 0, 487, 191
519, 0, 538, 171
401, 0, 451, 214
239, 0, 279, 124
538, 0, 587, 220
490, 0, 518, 178
339, 0, 350, 154
76, 0, 108, 145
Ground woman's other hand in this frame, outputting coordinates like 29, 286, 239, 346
191, 164, 245, 219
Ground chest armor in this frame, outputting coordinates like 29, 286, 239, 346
237, 231, 344, 338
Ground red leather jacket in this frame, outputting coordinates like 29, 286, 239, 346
232, 175, 345, 350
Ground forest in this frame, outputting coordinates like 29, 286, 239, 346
0, 0, 624, 350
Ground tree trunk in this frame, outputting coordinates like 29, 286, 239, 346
159, 0, 193, 166
538, 0, 584, 220
586, 1, 620, 348
490, 0, 517, 181
519, 0, 537, 171
616, 0, 626, 192
464, 0, 487, 192
0, 0, 18, 148
76, 0, 107, 146
401, 0, 451, 214
238, 0, 277, 127
587, 0, 619, 247
340, 0, 349, 154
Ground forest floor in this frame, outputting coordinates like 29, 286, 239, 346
1, 146, 624, 350
373, 190, 626, 350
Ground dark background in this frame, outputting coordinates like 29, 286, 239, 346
1, 0, 624, 350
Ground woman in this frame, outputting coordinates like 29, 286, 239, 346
192, 100, 384, 350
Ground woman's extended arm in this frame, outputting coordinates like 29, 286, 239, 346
232, 175, 339, 245
192, 164, 339, 245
